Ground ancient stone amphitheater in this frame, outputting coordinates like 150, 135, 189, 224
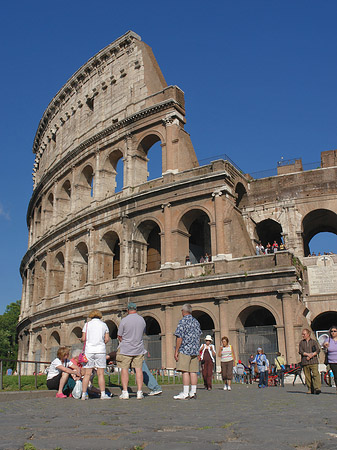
18, 31, 337, 373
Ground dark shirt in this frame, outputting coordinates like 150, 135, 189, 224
299, 338, 320, 366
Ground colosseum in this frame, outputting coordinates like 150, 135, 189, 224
18, 31, 337, 373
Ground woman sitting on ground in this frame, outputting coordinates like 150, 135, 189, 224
46, 346, 81, 398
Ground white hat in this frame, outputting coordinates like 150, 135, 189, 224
205, 335, 213, 342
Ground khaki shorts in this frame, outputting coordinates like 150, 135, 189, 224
176, 353, 199, 373
117, 353, 144, 369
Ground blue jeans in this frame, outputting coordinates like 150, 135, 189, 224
142, 361, 161, 391
259, 371, 268, 387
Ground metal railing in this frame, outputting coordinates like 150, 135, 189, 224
0, 358, 51, 390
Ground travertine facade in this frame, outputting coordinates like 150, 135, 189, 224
18, 32, 337, 373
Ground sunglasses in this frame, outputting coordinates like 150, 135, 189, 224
331, 330, 337, 333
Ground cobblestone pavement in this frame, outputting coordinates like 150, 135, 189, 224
0, 384, 336, 450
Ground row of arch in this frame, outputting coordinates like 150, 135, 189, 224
256, 209, 337, 256
25, 307, 337, 368
30, 134, 164, 245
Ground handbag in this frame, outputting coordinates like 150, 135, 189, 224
78, 323, 88, 364
324, 337, 330, 366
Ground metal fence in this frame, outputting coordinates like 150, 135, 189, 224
0, 358, 51, 390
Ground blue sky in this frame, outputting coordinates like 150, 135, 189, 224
1, 0, 337, 313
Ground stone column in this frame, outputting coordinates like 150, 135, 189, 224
93, 149, 101, 200
213, 191, 225, 258
164, 304, 175, 369
279, 290, 297, 364
162, 203, 172, 265
63, 239, 71, 292
218, 298, 230, 339
44, 250, 52, 299
87, 228, 96, 284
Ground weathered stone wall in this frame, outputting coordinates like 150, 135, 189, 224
18, 31, 337, 374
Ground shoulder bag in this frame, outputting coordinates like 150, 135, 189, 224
78, 323, 88, 364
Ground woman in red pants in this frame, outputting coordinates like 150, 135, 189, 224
199, 335, 216, 390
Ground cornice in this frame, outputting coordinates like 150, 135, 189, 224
32, 31, 141, 156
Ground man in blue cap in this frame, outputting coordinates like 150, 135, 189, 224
117, 302, 146, 399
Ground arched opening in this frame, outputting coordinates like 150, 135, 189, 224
43, 192, 54, 230
37, 260, 47, 301
35, 204, 42, 239
103, 150, 124, 196
192, 310, 215, 341
69, 327, 82, 344
311, 311, 337, 334
101, 231, 120, 280
235, 182, 247, 208
256, 219, 283, 250
58, 180, 71, 218
179, 210, 211, 264
237, 306, 278, 364
106, 320, 118, 352
143, 316, 162, 369
302, 209, 337, 256
51, 251, 65, 296
49, 331, 61, 361
77, 165, 94, 206
72, 242, 88, 289
136, 221, 161, 272
137, 134, 162, 183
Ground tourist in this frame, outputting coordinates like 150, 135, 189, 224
266, 242, 272, 254
236, 360, 245, 383
117, 302, 146, 400
185, 255, 191, 265
46, 346, 80, 398
323, 325, 337, 394
173, 303, 202, 399
248, 354, 255, 383
199, 335, 216, 390
299, 328, 321, 394
272, 240, 279, 252
218, 336, 235, 391
255, 243, 260, 255
81, 309, 111, 400
253, 347, 269, 388
107, 351, 162, 396
274, 352, 286, 387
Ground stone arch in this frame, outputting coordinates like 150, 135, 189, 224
58, 179, 71, 218
69, 326, 82, 345
71, 242, 88, 289
134, 219, 162, 272
101, 231, 120, 280
77, 164, 94, 207
177, 208, 212, 264
311, 311, 337, 333
302, 209, 337, 256
136, 132, 164, 183
235, 182, 247, 208
37, 260, 47, 301
105, 320, 119, 352
50, 251, 65, 296
236, 305, 278, 363
103, 149, 124, 196
48, 330, 61, 361
192, 309, 216, 341
143, 315, 162, 369
256, 218, 283, 250
43, 192, 54, 231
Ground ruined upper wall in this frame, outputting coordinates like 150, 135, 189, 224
32, 31, 177, 187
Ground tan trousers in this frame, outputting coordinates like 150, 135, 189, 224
303, 364, 321, 392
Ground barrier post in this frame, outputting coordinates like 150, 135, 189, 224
34, 363, 38, 389
18, 362, 21, 390
0, 360, 3, 390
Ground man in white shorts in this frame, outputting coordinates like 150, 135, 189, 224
81, 309, 111, 400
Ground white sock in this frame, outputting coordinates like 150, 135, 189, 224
137, 390, 142, 394
122, 390, 128, 394
183, 385, 189, 395
190, 385, 197, 394
101, 391, 105, 396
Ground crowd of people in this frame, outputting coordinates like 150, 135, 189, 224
255, 241, 285, 255
46, 303, 337, 400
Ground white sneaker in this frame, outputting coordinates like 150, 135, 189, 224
148, 389, 162, 396
173, 392, 189, 400
223, 385, 228, 390
228, 386, 232, 391
101, 392, 111, 400
137, 391, 144, 399
119, 391, 129, 400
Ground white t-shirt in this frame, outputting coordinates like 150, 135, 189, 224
47, 357, 71, 380
82, 318, 109, 354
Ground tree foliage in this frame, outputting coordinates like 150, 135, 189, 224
0, 300, 21, 368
